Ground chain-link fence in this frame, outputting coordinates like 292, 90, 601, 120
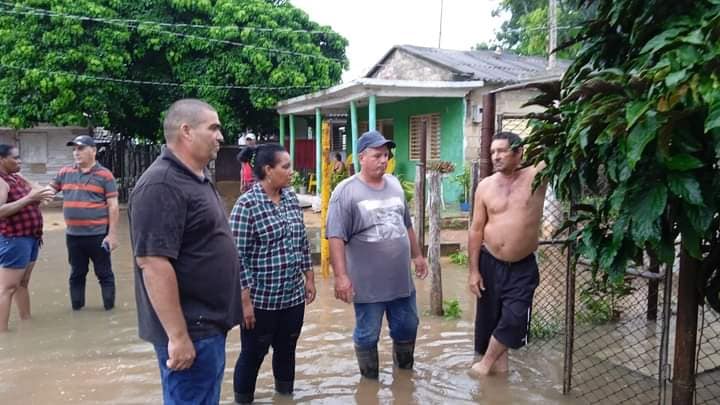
495, 111, 720, 404
570, 266, 672, 404
696, 304, 720, 404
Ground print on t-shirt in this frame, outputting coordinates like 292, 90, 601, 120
356, 196, 407, 242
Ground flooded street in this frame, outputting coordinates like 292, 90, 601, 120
0, 208, 574, 404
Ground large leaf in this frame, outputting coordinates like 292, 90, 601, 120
663, 153, 705, 171
678, 210, 702, 258
667, 173, 703, 205
706, 101, 720, 132
627, 112, 661, 170
686, 204, 714, 233
640, 28, 685, 55
626, 101, 650, 130
629, 184, 667, 244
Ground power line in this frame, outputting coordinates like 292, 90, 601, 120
0, 1, 331, 34
0, 63, 316, 90
0, 4, 346, 64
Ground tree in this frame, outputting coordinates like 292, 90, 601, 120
0, 0, 348, 141
492, 0, 592, 58
522, 1, 719, 402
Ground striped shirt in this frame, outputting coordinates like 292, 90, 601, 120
229, 182, 312, 311
51, 163, 118, 236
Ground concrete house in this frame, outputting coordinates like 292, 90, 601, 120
276, 45, 570, 203
0, 125, 91, 185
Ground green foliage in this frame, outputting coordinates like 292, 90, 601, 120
330, 169, 348, 191
291, 170, 305, 188
530, 318, 562, 340
523, 0, 720, 281
452, 163, 472, 203
449, 250, 469, 266
577, 274, 635, 325
493, 0, 592, 58
0, 1, 348, 140
442, 299, 462, 320
396, 174, 415, 204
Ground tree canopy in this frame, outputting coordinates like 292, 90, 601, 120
492, 0, 592, 58
523, 0, 720, 284
0, 0, 348, 141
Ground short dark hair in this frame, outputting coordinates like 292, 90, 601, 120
335, 153, 342, 161
492, 131, 522, 151
238, 143, 287, 180
0, 144, 17, 158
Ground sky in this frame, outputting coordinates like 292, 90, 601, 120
290, 0, 508, 81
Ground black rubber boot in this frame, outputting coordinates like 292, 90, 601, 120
102, 287, 115, 310
275, 379, 294, 395
393, 340, 415, 370
355, 345, 379, 379
234, 392, 253, 404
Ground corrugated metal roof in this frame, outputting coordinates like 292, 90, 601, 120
368, 45, 570, 84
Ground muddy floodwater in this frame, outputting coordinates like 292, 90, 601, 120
0, 208, 575, 404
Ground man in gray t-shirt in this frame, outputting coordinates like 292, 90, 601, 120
326, 130, 428, 380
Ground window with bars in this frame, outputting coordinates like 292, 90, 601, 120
409, 113, 441, 160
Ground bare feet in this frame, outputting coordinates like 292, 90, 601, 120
470, 360, 509, 376
471, 361, 492, 375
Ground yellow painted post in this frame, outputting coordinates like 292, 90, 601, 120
320, 122, 332, 278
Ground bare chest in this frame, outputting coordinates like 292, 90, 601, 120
484, 177, 544, 217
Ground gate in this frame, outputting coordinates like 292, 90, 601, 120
97, 136, 161, 203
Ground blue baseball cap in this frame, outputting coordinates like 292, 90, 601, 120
357, 130, 395, 154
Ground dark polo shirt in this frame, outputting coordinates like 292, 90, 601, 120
129, 148, 240, 345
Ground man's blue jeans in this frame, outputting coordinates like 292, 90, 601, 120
353, 292, 419, 350
154, 334, 226, 405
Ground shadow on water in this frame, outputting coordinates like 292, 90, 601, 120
0, 208, 575, 404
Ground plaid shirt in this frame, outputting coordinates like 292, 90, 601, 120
230, 183, 312, 310
0, 172, 43, 239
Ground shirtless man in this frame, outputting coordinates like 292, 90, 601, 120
468, 131, 547, 375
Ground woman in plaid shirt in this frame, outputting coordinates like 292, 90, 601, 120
0, 144, 55, 332
230, 143, 316, 404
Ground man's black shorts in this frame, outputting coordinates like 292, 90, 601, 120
474, 246, 540, 354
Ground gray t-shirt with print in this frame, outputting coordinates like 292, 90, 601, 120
326, 174, 414, 303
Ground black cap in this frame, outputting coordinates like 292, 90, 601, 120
357, 130, 395, 154
66, 135, 96, 147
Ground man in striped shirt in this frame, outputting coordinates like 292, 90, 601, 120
50, 135, 119, 311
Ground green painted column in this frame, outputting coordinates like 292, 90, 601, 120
350, 101, 359, 173
279, 114, 285, 147
289, 114, 295, 167
315, 108, 322, 196
368, 95, 377, 131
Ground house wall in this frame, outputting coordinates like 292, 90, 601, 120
357, 97, 465, 202
371, 49, 454, 81
464, 87, 546, 161
2, 125, 87, 185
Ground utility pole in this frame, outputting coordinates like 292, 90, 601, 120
438, 0, 444, 48
548, 0, 558, 69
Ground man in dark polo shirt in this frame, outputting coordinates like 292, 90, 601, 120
129, 99, 240, 405
51, 135, 119, 311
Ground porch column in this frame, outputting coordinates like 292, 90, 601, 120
279, 114, 285, 146
350, 101, 359, 173
315, 108, 322, 196
368, 95, 377, 131
289, 114, 295, 167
